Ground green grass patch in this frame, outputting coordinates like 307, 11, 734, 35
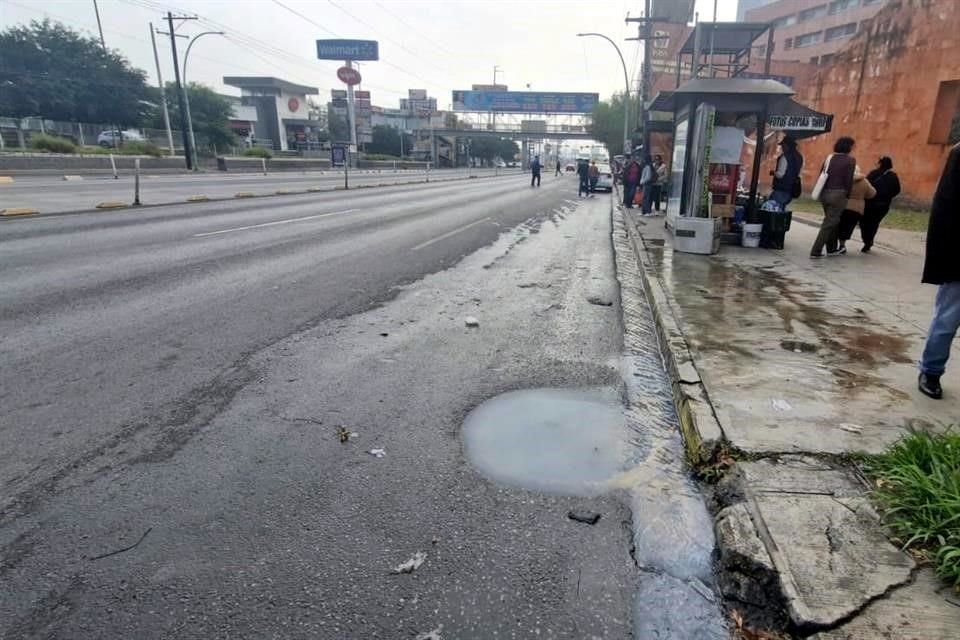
792, 196, 929, 233
864, 429, 960, 587
242, 147, 272, 159
29, 134, 77, 154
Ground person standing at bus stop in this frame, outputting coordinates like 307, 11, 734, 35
622, 156, 641, 208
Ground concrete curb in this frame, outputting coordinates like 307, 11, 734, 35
617, 199, 725, 464
1, 207, 39, 216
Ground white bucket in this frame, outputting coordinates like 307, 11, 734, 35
742, 223, 763, 248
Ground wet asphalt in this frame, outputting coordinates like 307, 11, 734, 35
0, 175, 721, 638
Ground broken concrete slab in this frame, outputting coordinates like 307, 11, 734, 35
715, 502, 779, 612
810, 568, 960, 639
731, 459, 915, 628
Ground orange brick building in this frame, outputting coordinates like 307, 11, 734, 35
790, 0, 960, 206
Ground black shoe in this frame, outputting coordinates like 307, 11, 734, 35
861, 244, 872, 253
919, 373, 943, 399
826, 249, 844, 257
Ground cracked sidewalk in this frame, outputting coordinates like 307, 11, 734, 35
618, 204, 960, 637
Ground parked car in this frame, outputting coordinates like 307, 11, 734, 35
595, 163, 614, 192
97, 130, 146, 147
494, 159, 507, 168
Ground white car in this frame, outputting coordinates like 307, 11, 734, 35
595, 163, 614, 191
97, 130, 146, 147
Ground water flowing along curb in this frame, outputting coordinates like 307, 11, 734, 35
616, 201, 725, 464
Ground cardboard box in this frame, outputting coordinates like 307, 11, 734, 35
713, 204, 735, 218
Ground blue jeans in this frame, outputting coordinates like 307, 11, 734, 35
920, 282, 960, 376
769, 189, 792, 209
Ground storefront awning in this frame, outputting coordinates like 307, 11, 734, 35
648, 77, 831, 139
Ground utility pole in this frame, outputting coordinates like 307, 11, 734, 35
149, 23, 175, 155
165, 12, 197, 170
626, 1, 667, 155
92, 1, 120, 151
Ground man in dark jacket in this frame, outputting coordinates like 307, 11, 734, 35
577, 159, 590, 197
859, 156, 902, 252
919, 143, 960, 399
530, 155, 542, 187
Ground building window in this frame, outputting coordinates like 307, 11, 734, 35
829, 0, 858, 15
820, 54, 834, 65
825, 23, 858, 41
773, 14, 797, 28
784, 37, 794, 49
756, 45, 766, 57
810, 56, 820, 64
795, 31, 824, 47
862, 0, 882, 5
929, 80, 960, 145
798, 4, 828, 21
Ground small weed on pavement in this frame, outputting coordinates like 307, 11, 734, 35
865, 428, 960, 587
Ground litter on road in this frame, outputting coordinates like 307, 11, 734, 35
391, 551, 427, 574
367, 448, 385, 458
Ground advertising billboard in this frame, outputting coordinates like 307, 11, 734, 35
651, 0, 695, 24
451, 91, 598, 113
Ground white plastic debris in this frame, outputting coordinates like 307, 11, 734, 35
464, 316, 480, 328
771, 398, 793, 413
367, 448, 386, 458
415, 626, 443, 640
839, 423, 863, 434
392, 551, 427, 574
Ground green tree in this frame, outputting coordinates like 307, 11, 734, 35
589, 92, 631, 157
0, 19, 150, 124
146, 82, 236, 150
366, 125, 413, 157
496, 138, 519, 162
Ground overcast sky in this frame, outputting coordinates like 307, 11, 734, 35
1, 0, 737, 108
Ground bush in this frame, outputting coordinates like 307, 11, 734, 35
30, 134, 77, 154
242, 147, 272, 159
363, 153, 401, 161
865, 428, 960, 586
118, 141, 164, 157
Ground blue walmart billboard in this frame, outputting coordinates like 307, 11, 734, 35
452, 91, 599, 114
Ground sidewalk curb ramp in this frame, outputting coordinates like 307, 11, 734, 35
614, 197, 956, 637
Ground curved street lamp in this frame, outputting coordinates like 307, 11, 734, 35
576, 32, 631, 155
183, 31, 225, 170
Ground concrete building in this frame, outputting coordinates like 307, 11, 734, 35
223, 77, 320, 151
737, 0, 779, 22
790, 0, 960, 204
745, 0, 886, 64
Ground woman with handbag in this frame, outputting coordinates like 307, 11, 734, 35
837, 167, 876, 254
810, 136, 857, 258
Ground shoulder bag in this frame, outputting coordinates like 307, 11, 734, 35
810, 153, 834, 201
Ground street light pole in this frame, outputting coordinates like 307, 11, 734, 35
577, 33, 630, 156
182, 30, 224, 171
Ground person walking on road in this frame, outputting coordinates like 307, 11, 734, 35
588, 160, 600, 197
769, 135, 804, 210
531, 155, 542, 187
810, 136, 856, 258
652, 155, 668, 211
640, 155, 656, 215
556, 159, 562, 177
577, 158, 590, 198
622, 156, 641, 208
918, 143, 960, 399
837, 166, 876, 253
860, 156, 902, 252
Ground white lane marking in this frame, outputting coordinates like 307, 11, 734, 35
192, 209, 357, 237
410, 217, 493, 252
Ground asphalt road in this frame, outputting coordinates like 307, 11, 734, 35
0, 174, 653, 638
0, 167, 509, 215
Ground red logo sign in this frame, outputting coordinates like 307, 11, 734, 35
288, 97, 300, 112
337, 66, 362, 86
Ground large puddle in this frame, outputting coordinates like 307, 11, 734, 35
462, 387, 627, 495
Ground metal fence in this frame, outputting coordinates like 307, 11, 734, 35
0, 117, 186, 152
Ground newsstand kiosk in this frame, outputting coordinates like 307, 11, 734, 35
649, 22, 833, 254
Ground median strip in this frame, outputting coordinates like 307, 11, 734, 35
96, 201, 128, 209
186, 195, 210, 202
234, 192, 256, 198
0, 207, 39, 216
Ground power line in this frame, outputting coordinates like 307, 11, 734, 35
371, 0, 457, 58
